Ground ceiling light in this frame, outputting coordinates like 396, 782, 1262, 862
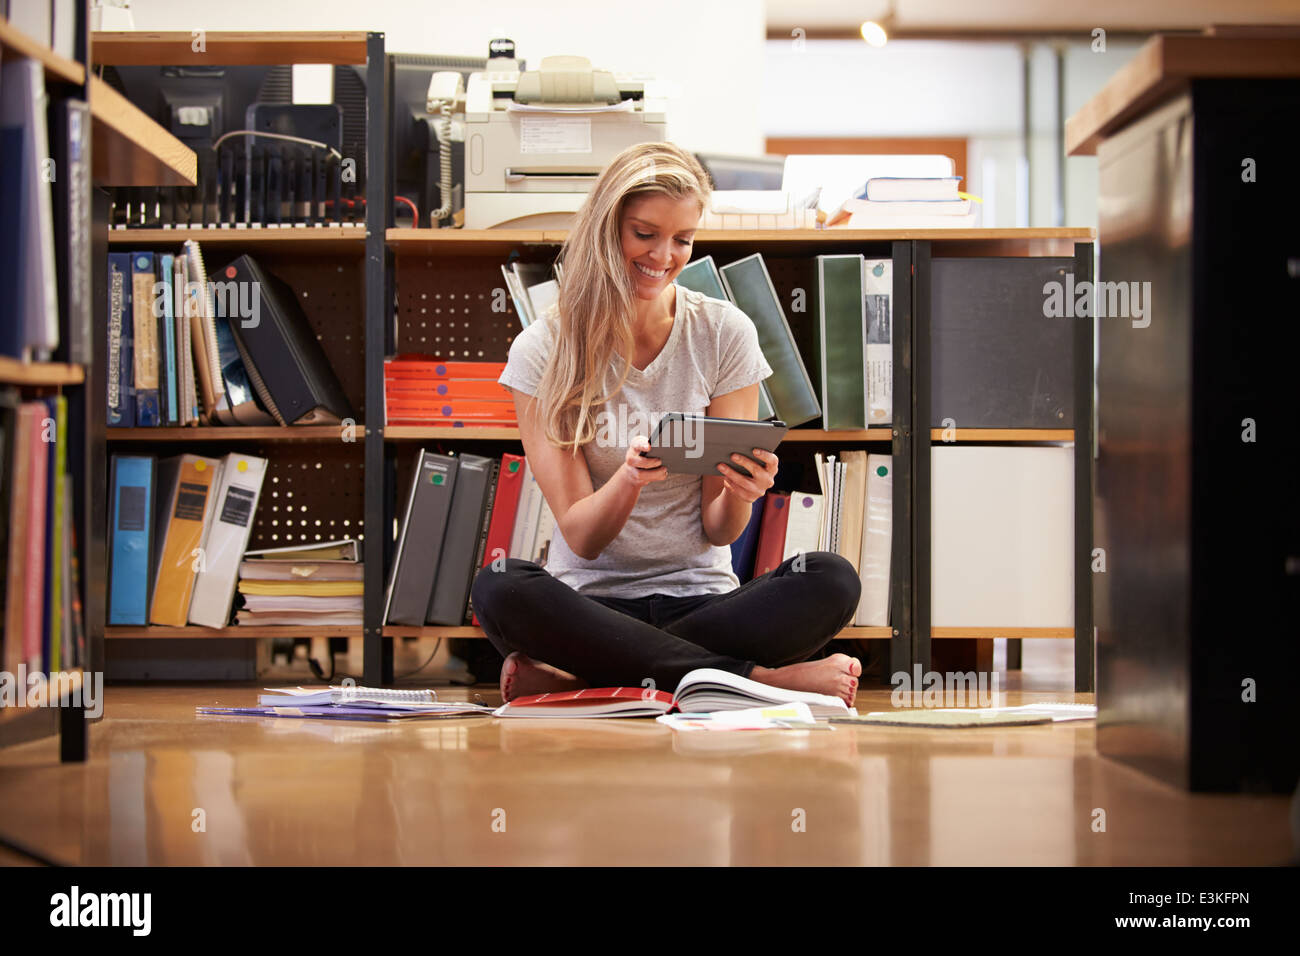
860, 20, 888, 46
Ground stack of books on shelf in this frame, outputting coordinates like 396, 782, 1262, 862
383, 450, 553, 628
384, 357, 516, 427
235, 538, 363, 628
729, 453, 893, 627
827, 177, 977, 228
106, 451, 275, 629
2, 392, 85, 676
107, 244, 352, 427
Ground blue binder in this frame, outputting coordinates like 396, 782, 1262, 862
107, 455, 156, 625
730, 496, 765, 584
107, 253, 135, 427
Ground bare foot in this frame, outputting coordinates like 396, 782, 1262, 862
749, 654, 862, 706
500, 651, 588, 702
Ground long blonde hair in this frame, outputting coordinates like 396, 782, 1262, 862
533, 142, 711, 455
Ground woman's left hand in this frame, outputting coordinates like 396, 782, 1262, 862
715, 447, 778, 503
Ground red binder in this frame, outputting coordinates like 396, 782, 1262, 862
471, 453, 526, 626
752, 492, 791, 578
23, 403, 49, 672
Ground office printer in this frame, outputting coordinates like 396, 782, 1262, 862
458, 55, 668, 229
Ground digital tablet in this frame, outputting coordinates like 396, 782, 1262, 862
638, 413, 789, 478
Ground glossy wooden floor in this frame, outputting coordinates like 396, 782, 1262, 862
0, 641, 1293, 866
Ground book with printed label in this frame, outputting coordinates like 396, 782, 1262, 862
188, 453, 268, 627
130, 252, 161, 426
107, 455, 156, 626
149, 454, 222, 626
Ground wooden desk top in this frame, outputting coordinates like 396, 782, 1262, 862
1066, 31, 1300, 156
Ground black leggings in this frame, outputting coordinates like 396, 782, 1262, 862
470, 551, 862, 690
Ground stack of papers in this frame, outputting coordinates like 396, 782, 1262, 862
196, 684, 497, 722
657, 702, 832, 731
234, 539, 364, 626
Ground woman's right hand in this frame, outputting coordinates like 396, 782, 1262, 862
621, 435, 668, 489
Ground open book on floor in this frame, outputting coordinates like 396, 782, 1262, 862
493, 668, 855, 719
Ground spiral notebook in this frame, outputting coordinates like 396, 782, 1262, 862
258, 685, 438, 708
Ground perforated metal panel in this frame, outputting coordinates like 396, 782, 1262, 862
394, 253, 557, 358
249, 443, 365, 548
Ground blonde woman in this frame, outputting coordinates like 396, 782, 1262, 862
472, 142, 863, 705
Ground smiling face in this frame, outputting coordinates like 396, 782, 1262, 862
620, 193, 701, 301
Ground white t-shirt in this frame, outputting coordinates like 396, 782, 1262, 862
498, 285, 773, 597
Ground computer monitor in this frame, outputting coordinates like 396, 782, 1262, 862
694, 152, 787, 191
340, 47, 525, 229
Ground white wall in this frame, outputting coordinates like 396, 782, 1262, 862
122, 0, 767, 156
763, 36, 1145, 228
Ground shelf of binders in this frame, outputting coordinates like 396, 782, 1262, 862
90, 31, 371, 67
0, 15, 84, 84
382, 426, 895, 442
0, 355, 85, 387
381, 625, 895, 640
89, 75, 196, 187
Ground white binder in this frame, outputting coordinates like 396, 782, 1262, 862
188, 453, 268, 627
782, 492, 824, 562
855, 454, 892, 626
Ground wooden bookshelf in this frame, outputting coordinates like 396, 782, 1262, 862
1066, 33, 1300, 156
931, 628, 1073, 639
107, 626, 363, 639
0, 356, 85, 387
929, 429, 1074, 442
387, 226, 1095, 256
382, 426, 895, 442
89, 75, 197, 187
108, 226, 366, 252
382, 625, 895, 640
91, 30, 371, 66
107, 426, 357, 441
0, 16, 84, 84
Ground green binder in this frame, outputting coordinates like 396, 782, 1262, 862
718, 254, 820, 427
816, 255, 867, 429
677, 256, 777, 420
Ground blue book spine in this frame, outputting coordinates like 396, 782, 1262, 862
107, 455, 155, 626
0, 127, 25, 358
130, 252, 160, 426
159, 253, 178, 424
107, 253, 134, 427
730, 496, 765, 584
